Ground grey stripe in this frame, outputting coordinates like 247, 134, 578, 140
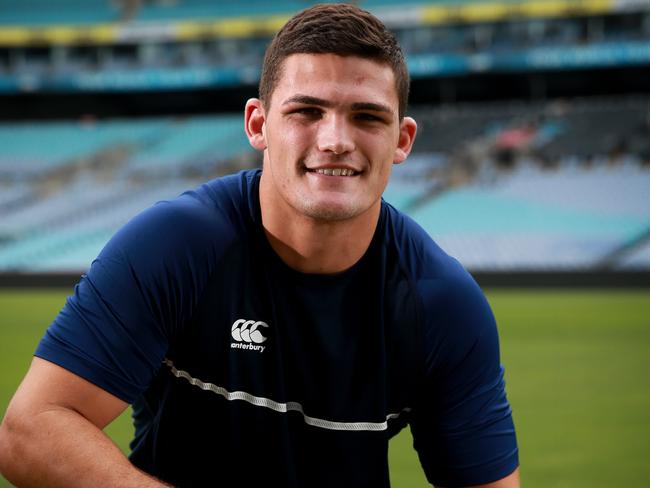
163, 359, 411, 432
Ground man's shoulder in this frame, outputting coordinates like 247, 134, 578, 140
380, 201, 466, 282
174, 168, 260, 224
99, 170, 261, 271
134, 169, 257, 232
380, 201, 487, 316
194, 168, 260, 211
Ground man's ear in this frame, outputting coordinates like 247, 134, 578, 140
245, 98, 267, 151
393, 116, 417, 164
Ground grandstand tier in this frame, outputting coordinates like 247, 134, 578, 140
1, 100, 648, 272
1, 2, 649, 275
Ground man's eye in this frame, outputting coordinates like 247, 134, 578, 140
294, 107, 321, 116
356, 113, 382, 122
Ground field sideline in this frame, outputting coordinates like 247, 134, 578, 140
1, 288, 649, 487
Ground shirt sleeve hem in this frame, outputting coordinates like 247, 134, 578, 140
34, 341, 141, 404
427, 450, 519, 488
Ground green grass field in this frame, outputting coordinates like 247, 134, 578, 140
1, 288, 649, 487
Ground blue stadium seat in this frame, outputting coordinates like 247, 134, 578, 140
0, 0, 119, 25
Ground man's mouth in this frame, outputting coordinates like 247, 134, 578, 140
307, 167, 359, 177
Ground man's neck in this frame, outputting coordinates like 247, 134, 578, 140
259, 189, 380, 275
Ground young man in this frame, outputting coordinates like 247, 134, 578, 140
0, 4, 519, 487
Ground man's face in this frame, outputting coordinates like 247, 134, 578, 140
249, 53, 416, 222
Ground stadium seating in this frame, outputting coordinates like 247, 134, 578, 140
0, 0, 440, 26
0, 183, 33, 209
1, 100, 649, 272
388, 96, 650, 270
135, 0, 298, 21
0, 119, 166, 180
407, 165, 650, 270
0, 113, 258, 271
0, 175, 203, 271
124, 115, 247, 175
134, 0, 445, 22
1, 0, 650, 276
2, 0, 649, 100
411, 97, 650, 160
0, 0, 120, 25
618, 240, 650, 269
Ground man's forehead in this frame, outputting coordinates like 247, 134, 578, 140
279, 53, 395, 84
271, 53, 398, 110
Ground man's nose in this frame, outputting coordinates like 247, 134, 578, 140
316, 114, 355, 155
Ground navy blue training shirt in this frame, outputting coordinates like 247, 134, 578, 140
36, 169, 518, 487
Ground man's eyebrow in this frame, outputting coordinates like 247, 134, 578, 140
282, 95, 393, 114
282, 95, 333, 107
350, 102, 392, 114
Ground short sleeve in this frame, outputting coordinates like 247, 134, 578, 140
35, 194, 225, 403
410, 269, 519, 487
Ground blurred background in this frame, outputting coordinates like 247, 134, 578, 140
0, 1, 649, 487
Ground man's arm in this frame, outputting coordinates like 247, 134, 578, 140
0, 357, 169, 487
435, 467, 520, 488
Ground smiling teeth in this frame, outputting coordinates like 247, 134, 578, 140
316, 168, 355, 176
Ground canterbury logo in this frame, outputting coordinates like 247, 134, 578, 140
230, 319, 268, 353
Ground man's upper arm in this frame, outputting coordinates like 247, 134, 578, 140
34, 197, 223, 405
6, 357, 128, 430
434, 467, 520, 488
411, 268, 519, 486
472, 467, 520, 488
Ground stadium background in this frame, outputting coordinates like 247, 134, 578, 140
0, 0, 649, 486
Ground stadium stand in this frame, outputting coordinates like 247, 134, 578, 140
134, 0, 308, 21
0, 113, 258, 272
2, 1, 649, 95
0, 119, 166, 180
411, 96, 650, 161
0, 182, 32, 210
403, 164, 650, 270
618, 239, 650, 269
1, 1, 649, 276
123, 115, 247, 175
0, 179, 194, 271
0, 0, 121, 25
398, 96, 650, 270
1, 95, 648, 272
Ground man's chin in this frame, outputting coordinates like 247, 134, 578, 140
298, 200, 362, 222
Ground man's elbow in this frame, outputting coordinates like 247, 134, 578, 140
0, 407, 37, 481
0, 413, 17, 477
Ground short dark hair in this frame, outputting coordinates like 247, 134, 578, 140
259, 3, 409, 119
